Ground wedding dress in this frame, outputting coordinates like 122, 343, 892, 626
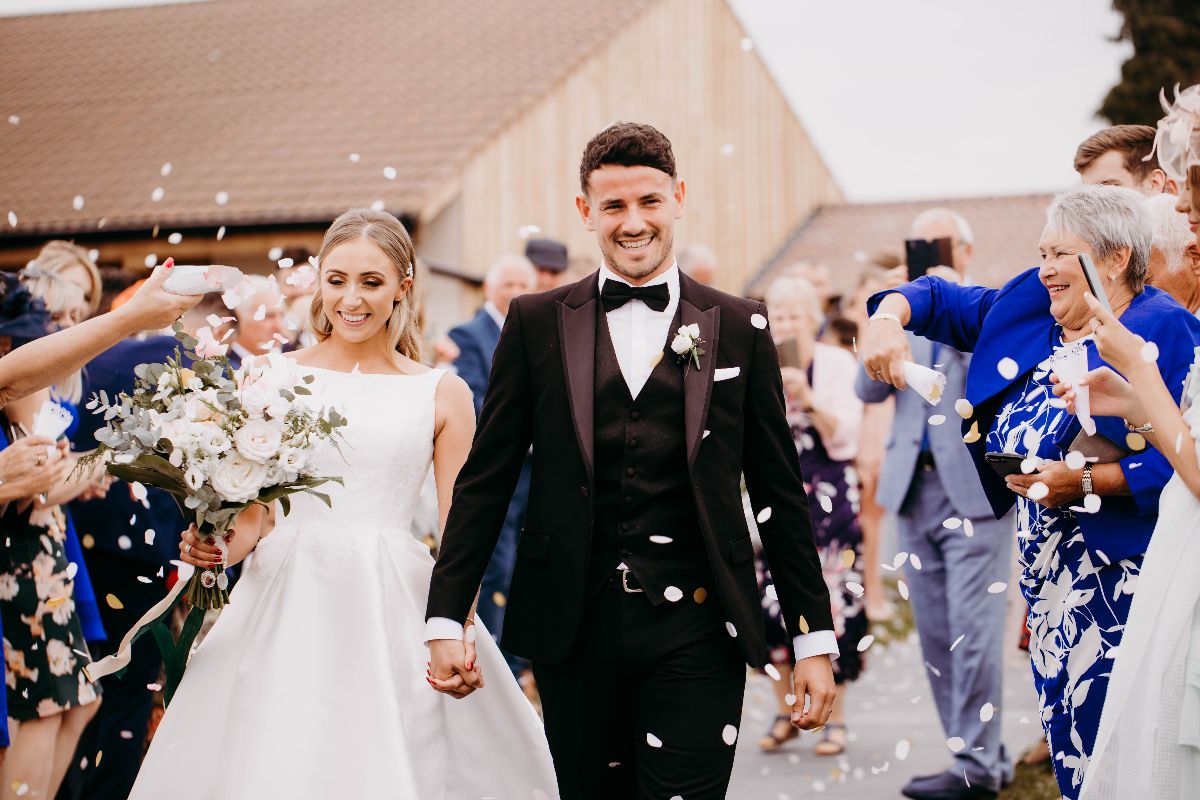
130, 366, 558, 800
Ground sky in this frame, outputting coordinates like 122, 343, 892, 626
2, 0, 1134, 203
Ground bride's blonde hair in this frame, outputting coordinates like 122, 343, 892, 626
309, 209, 422, 361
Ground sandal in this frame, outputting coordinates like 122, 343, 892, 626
813, 722, 847, 756
758, 714, 798, 751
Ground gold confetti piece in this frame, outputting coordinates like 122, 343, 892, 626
81, 534, 95, 549
797, 615, 810, 634
840, 549, 856, 569
47, 597, 67, 608
955, 398, 973, 419
693, 587, 707, 604
648, 350, 664, 369
96, 751, 103, 766
963, 421, 981, 444
1126, 432, 1147, 451
105, 594, 124, 610
491, 591, 506, 608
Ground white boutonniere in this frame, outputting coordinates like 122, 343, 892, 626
670, 323, 705, 372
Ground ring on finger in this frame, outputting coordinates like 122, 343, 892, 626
184, 543, 192, 556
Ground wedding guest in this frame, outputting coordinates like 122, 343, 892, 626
23, 241, 103, 320
0, 261, 200, 408
445, 255, 537, 684
862, 185, 1200, 800
858, 207, 1014, 800
785, 261, 838, 316
755, 276, 865, 757
525, 238, 570, 292
1144, 192, 1200, 312
678, 243, 718, 286
1075, 124, 1178, 196
228, 275, 287, 369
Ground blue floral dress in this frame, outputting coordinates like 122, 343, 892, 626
986, 336, 1140, 799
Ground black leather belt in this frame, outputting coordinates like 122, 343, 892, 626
916, 451, 936, 472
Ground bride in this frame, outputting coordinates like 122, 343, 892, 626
129, 208, 559, 799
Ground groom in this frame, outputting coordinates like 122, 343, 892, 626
426, 122, 837, 799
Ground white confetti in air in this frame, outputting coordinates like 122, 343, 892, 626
928, 414, 946, 426
740, 36, 754, 51
144, 254, 157, 268
756, 507, 772, 524
949, 634, 965, 652
895, 739, 910, 760
88, 249, 99, 262
962, 518, 974, 538
117, 535, 132, 550
1083, 493, 1101, 513
947, 736, 966, 753
14, 782, 28, 796
216, 226, 226, 241
646, 733, 663, 748
897, 579, 909, 600
764, 663, 781, 682
1027, 481, 1049, 501
268, 246, 283, 261
6, 211, 16, 227
955, 398, 973, 418
168, 232, 182, 245
997, 357, 1018, 380
206, 314, 223, 327
725, 621, 738, 638
750, 313, 767, 329
145, 529, 155, 545
987, 582, 1007, 594
119, 730, 134, 740
253, 304, 267, 321
1019, 715, 1030, 724
73, 194, 85, 211
722, 724, 739, 746
649, 535, 673, 544
130, 481, 149, 506
703, 429, 710, 439
784, 693, 796, 706
1065, 450, 1086, 470
911, 695, 922, 704
215, 191, 229, 206
66, 562, 79, 580
663, 586, 683, 603
161, 162, 172, 176
383, 166, 397, 180
857, 635, 874, 652
137, 576, 152, 584
1141, 341, 1160, 363
151, 187, 164, 202
348, 153, 360, 163
980, 703, 995, 722
893, 551, 909, 569
910, 554, 922, 570
371, 199, 386, 211
818, 494, 833, 513
720, 143, 735, 156
846, 582, 865, 598
1020, 458, 1039, 475
7, 115, 19, 125
943, 517, 962, 530
277, 257, 294, 269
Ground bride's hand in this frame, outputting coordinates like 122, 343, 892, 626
177, 523, 229, 569
1051, 367, 1143, 421
428, 638, 484, 699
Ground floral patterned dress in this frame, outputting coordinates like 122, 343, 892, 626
0, 423, 100, 721
986, 337, 1139, 799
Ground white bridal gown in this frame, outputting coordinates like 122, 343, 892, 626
130, 366, 559, 800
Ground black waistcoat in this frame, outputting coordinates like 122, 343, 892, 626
590, 306, 709, 603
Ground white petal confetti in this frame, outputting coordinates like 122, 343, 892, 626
740, 36, 754, 51
897, 579, 909, 600
646, 733, 663, 748
947, 736, 966, 753
1083, 493, 1101, 513
348, 153, 360, 163
253, 304, 267, 321
818, 495, 833, 513
895, 739, 910, 760
65, 562, 79, 580
955, 398, 973, 418
6, 211, 16, 227
145, 529, 156, 545
8, 115, 19, 125
371, 199, 386, 212
720, 142, 735, 156
997, 357, 1018, 380
1065, 450, 1086, 470
893, 551, 909, 569
161, 162, 172, 176
383, 166, 397, 180
277, 257, 294, 269
216, 225, 226, 241
649, 535, 673, 544
764, 663, 781, 681
756, 507, 772, 524
117, 535, 132, 550
909, 554, 922, 570
144, 253, 157, 268
942, 517, 962, 530
750, 313, 767, 329
928, 414, 946, 426
722, 724, 739, 746
1141, 341, 1160, 363
987, 582, 1007, 594
168, 232, 182, 245
963, 518, 974, 537
663, 586, 683, 603
73, 194, 85, 210
151, 187, 164, 202
857, 634, 875, 652
846, 582, 865, 598
1027, 481, 1049, 502
784, 693, 796, 706
725, 621, 738, 638
215, 191, 229, 206
949, 634, 965, 652
979, 702, 995, 722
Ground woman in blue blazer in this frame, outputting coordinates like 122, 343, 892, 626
860, 186, 1200, 799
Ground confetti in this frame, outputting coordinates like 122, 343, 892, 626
722, 724, 739, 746
663, 586, 683, 603
105, 594, 124, 610
168, 232, 183, 245
371, 199, 385, 212
1125, 432, 1147, 451
253, 304, 267, 321
962, 518, 975, 537
161, 162, 172, 176
947, 736, 966, 753
895, 739, 910, 760
942, 517, 962, 530
1083, 493, 1101, 513
119, 730, 134, 740
797, 615, 809, 634
206, 314, 224, 327
1141, 341, 1160, 363
764, 663, 781, 681
949, 634, 965, 652
740, 36, 754, 51
117, 535, 132, 550
649, 535, 673, 544
147, 682, 162, 692
963, 421, 981, 444
383, 166, 397, 180
144, 253, 157, 268
987, 582, 1007, 594
215, 191, 229, 206
996, 357, 1018, 380
82, 533, 95, 549
750, 313, 767, 329
756, 507, 772, 524
955, 398, 973, 418
216, 226, 226, 241
96, 751, 103, 766
277, 257, 294, 269
1027, 481, 1049, 501
151, 187, 165, 202
13, 782, 28, 797
268, 246, 283, 261
145, 529, 156, 545
784, 693, 797, 706
897, 580, 909, 600
725, 621, 738, 638
6, 211, 15, 227
491, 591, 506, 608
646, 733, 663, 748
910, 554, 922, 570
893, 551, 909, 569
47, 596, 67, 608
857, 635, 874, 652
928, 414, 946, 426
348, 153, 361, 163
8, 115, 19, 125
1021, 457, 1039, 475
979, 703, 995, 722
720, 143, 735, 156
130, 481, 149, 505
137, 576, 152, 584
693, 587, 707, 604
840, 548, 856, 568
846, 582, 865, 598
73, 194, 85, 211
702, 429, 711, 439
65, 562, 79, 580
818, 495, 833, 513
1065, 450, 1086, 470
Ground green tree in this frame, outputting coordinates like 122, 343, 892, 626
1100, 0, 1200, 125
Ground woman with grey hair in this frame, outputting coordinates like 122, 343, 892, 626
859, 184, 1200, 799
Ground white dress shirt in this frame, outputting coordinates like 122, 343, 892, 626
482, 300, 505, 331
427, 261, 838, 662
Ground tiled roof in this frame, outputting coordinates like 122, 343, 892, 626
0, 0, 653, 235
748, 193, 1057, 296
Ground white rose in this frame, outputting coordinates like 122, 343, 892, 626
670, 334, 693, 355
683, 323, 700, 340
238, 380, 275, 418
234, 418, 283, 463
184, 464, 207, 491
209, 455, 269, 504
196, 425, 232, 457
277, 446, 309, 479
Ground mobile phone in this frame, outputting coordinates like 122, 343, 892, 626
984, 451, 1026, 479
776, 338, 803, 370
1077, 253, 1113, 315
904, 237, 955, 282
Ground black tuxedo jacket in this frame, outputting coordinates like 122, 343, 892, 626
427, 271, 833, 666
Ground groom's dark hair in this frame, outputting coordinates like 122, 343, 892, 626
579, 122, 677, 195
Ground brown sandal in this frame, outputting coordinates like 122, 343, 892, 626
813, 722, 847, 756
758, 714, 798, 751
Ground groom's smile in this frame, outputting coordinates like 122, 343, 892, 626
577, 163, 685, 285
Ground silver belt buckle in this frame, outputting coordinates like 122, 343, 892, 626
620, 568, 643, 594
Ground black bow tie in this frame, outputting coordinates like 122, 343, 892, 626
601, 280, 670, 313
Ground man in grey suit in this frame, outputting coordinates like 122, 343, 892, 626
857, 208, 1012, 800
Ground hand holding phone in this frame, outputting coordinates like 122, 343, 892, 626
1077, 253, 1113, 315
904, 238, 955, 283
984, 451, 1026, 478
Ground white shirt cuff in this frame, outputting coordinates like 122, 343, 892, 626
793, 630, 839, 661
424, 617, 464, 644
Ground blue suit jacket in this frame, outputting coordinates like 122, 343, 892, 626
856, 333, 994, 518
869, 268, 1200, 564
447, 308, 502, 417
70, 336, 188, 568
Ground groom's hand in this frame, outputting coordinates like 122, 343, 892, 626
790, 654, 835, 730
427, 638, 484, 699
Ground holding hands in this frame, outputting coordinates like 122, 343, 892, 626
427, 626, 484, 699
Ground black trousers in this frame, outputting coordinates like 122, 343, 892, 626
57, 550, 166, 800
533, 572, 746, 800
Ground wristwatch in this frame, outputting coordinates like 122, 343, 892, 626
869, 311, 903, 325
1124, 419, 1153, 433
1081, 464, 1094, 496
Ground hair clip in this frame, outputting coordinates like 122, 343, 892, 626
407, 262, 414, 278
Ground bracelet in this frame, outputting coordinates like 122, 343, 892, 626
1124, 419, 1153, 433
869, 311, 903, 325
1081, 464, 1093, 496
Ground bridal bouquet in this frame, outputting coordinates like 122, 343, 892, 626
81, 324, 347, 699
